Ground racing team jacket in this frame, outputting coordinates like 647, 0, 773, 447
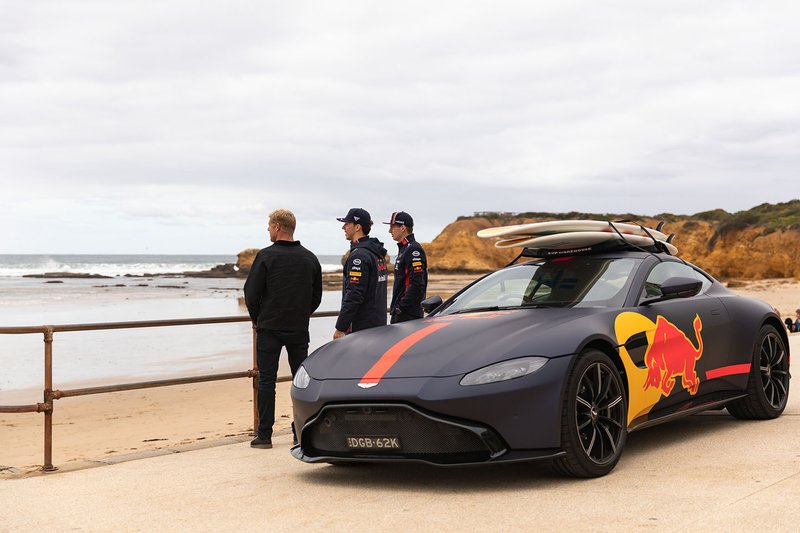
336, 236, 388, 333
390, 234, 428, 319
243, 240, 323, 339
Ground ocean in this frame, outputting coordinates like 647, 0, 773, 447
0, 254, 345, 277
0, 254, 346, 401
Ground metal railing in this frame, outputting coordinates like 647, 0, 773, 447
0, 311, 340, 472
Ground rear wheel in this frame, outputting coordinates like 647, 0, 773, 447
727, 325, 790, 419
553, 350, 627, 478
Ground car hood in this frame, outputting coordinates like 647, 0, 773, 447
304, 308, 608, 380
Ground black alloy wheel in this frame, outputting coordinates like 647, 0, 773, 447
554, 350, 627, 478
727, 324, 790, 420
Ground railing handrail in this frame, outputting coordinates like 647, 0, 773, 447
0, 310, 342, 334
0, 310, 343, 472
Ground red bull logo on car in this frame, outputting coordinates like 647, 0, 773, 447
614, 312, 706, 425
643, 314, 703, 396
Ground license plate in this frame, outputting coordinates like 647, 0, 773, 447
345, 436, 402, 450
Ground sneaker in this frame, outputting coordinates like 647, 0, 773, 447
250, 436, 273, 449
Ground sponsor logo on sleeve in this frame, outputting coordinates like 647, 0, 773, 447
412, 251, 420, 257
353, 258, 362, 265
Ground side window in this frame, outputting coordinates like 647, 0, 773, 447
639, 262, 708, 303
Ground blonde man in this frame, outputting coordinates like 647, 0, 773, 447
244, 209, 322, 448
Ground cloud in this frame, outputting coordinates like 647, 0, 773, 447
1, 1, 799, 253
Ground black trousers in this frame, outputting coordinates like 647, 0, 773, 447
256, 330, 308, 439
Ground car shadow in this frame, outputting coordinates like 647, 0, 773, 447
298, 458, 563, 492
296, 411, 746, 491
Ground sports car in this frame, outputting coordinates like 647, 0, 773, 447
290, 247, 790, 477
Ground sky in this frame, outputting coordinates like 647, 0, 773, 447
1, 1, 799, 255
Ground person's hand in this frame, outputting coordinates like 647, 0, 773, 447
333, 329, 346, 340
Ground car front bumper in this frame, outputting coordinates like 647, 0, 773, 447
291, 354, 573, 464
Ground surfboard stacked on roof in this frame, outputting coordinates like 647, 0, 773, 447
476, 220, 677, 257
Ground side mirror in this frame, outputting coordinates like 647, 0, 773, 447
421, 295, 443, 314
642, 277, 702, 305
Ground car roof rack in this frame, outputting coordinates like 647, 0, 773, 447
503, 237, 673, 267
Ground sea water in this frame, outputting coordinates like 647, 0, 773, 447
0, 255, 345, 401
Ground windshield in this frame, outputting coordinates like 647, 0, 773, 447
438, 257, 640, 314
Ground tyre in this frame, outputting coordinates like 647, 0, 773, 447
553, 350, 627, 478
727, 324, 790, 420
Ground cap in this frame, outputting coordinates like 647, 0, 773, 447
336, 207, 371, 224
383, 211, 414, 227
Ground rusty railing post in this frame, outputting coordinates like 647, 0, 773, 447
252, 327, 258, 436
42, 326, 57, 472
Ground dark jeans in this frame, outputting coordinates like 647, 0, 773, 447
256, 330, 308, 439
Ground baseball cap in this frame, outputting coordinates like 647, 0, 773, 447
336, 207, 371, 224
383, 211, 414, 227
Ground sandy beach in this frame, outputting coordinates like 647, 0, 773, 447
2, 276, 799, 475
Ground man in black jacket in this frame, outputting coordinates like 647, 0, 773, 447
244, 209, 322, 448
384, 211, 428, 323
334, 208, 387, 339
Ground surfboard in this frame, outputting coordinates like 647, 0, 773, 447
477, 220, 668, 241
494, 231, 678, 255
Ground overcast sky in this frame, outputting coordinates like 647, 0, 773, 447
2, 1, 798, 255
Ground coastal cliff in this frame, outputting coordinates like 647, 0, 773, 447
423, 200, 800, 280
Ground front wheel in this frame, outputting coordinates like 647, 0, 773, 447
553, 350, 627, 478
727, 324, 790, 420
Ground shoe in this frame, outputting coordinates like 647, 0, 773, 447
250, 436, 273, 449
293, 435, 299, 446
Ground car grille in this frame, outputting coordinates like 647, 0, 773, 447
302, 403, 506, 464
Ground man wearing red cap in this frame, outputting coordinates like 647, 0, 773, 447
384, 211, 428, 324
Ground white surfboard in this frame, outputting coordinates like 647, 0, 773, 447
477, 220, 668, 241
495, 231, 678, 255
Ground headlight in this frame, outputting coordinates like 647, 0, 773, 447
293, 366, 311, 389
460, 357, 548, 386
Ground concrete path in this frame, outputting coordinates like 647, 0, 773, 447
2, 336, 799, 532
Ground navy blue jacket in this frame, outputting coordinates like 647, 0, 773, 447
336, 236, 388, 333
390, 234, 428, 318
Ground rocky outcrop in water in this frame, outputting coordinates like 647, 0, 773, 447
235, 248, 260, 275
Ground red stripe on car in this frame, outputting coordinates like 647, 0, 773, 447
705, 364, 751, 380
358, 323, 450, 388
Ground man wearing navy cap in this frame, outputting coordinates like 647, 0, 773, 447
334, 208, 388, 339
384, 211, 428, 324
